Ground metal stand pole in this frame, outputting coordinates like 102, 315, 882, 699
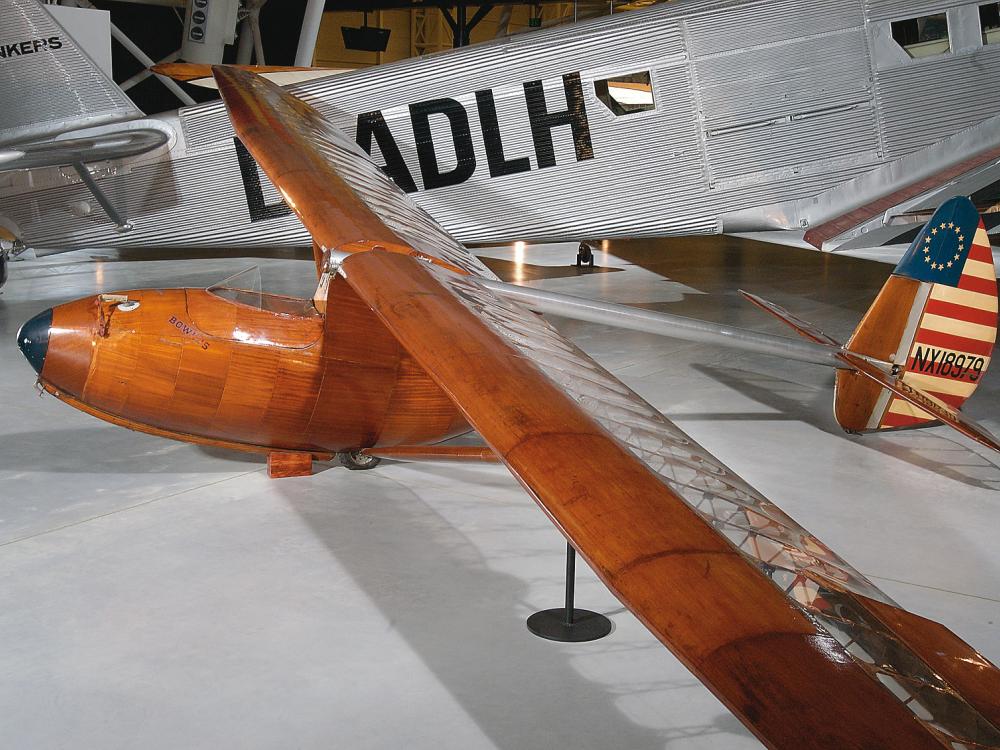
564, 542, 576, 625
526, 542, 612, 642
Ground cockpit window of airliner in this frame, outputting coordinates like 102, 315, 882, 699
594, 72, 655, 116
980, 3, 1000, 44
890, 13, 951, 58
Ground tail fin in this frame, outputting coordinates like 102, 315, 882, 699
835, 196, 997, 433
0, 0, 140, 146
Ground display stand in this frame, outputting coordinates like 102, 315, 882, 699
526, 543, 612, 642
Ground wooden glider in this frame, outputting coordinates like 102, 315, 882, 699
207, 67, 1000, 748
17, 66, 1000, 748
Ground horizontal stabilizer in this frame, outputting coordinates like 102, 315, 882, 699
742, 249, 1000, 453
838, 351, 1000, 453
739, 290, 843, 347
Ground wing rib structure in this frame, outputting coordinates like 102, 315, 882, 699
214, 65, 1000, 749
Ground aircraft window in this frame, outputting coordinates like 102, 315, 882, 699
890, 13, 951, 58
207, 266, 319, 316
594, 72, 655, 116
981, 3, 1000, 44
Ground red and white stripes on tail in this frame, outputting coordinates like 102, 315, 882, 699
880, 221, 997, 428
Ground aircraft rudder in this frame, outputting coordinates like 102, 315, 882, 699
835, 196, 997, 433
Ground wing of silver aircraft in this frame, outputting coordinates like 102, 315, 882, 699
722, 112, 1000, 261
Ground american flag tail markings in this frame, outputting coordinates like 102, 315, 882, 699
742, 196, 999, 452
834, 196, 997, 439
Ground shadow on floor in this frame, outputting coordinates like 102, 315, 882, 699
281, 472, 755, 750
689, 363, 1000, 489
0, 425, 264, 475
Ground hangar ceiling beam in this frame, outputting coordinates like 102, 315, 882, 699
440, 3, 493, 46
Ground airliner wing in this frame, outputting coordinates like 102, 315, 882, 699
723, 113, 1000, 260
0, 0, 142, 147
215, 66, 1000, 749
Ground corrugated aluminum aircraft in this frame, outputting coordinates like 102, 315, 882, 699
2, 0, 1000, 286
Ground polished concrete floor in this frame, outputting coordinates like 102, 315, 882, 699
0, 238, 998, 749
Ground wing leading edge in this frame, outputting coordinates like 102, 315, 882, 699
214, 66, 1000, 748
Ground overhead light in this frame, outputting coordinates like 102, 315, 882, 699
342, 11, 391, 52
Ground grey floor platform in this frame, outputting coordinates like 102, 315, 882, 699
0, 237, 997, 749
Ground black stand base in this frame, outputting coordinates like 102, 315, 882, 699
527, 543, 612, 643
527, 608, 613, 642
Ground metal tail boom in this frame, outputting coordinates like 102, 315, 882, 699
482, 280, 846, 368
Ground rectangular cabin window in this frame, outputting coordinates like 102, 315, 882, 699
891, 13, 951, 58
981, 3, 1000, 44
594, 72, 655, 116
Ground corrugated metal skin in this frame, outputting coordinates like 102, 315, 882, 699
706, 105, 880, 184
0, 0, 140, 146
684, 0, 865, 57
3, 0, 1000, 250
865, 0, 983, 22
8, 147, 268, 247
693, 31, 873, 129
876, 43, 1000, 157
693, 28, 879, 183
180, 10, 688, 151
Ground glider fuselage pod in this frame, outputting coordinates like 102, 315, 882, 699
17, 281, 469, 470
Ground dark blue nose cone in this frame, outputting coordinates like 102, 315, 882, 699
17, 308, 52, 375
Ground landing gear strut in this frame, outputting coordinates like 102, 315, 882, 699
0, 238, 21, 291
576, 241, 595, 268
339, 450, 382, 470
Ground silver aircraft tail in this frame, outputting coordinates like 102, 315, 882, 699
0, 0, 141, 146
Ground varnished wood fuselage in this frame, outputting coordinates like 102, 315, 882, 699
38, 276, 469, 455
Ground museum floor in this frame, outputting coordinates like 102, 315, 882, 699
1, 236, 998, 750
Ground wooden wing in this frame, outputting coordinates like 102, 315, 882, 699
213, 66, 492, 278
215, 67, 1000, 749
